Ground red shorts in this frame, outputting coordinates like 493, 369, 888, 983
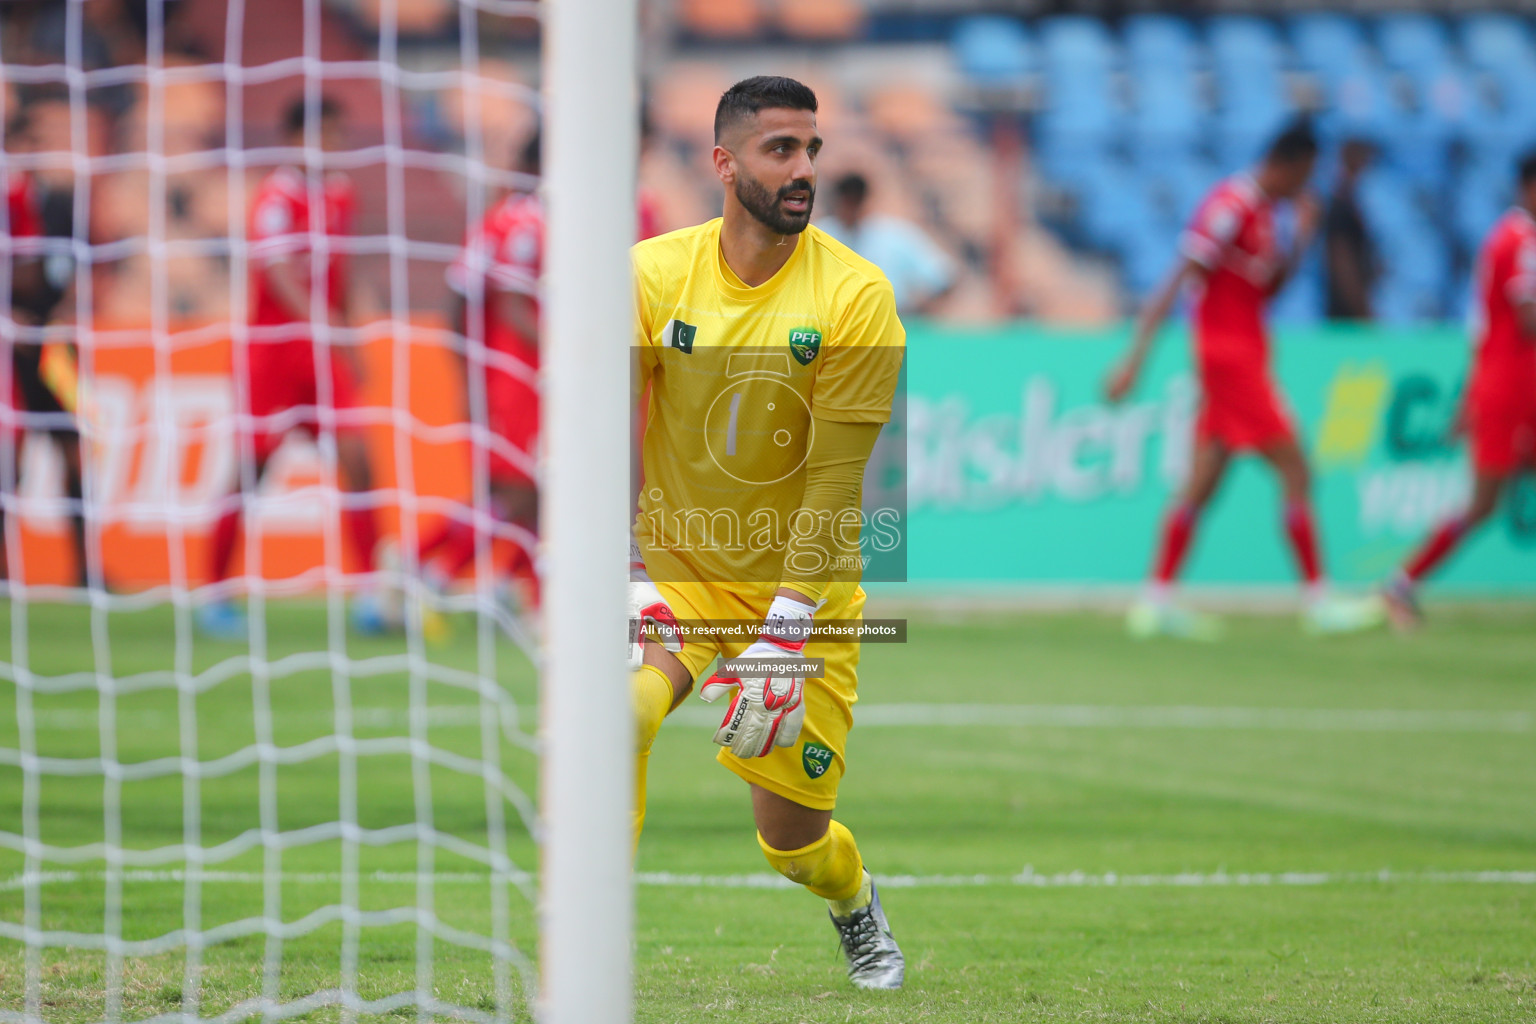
484, 359, 538, 486
241, 338, 361, 462
1467, 386, 1536, 475
1196, 362, 1296, 452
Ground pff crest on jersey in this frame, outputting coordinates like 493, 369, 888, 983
789, 327, 822, 366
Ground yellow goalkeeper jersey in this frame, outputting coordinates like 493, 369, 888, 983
633, 218, 904, 591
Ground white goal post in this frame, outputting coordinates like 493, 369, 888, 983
0, 0, 637, 1020
540, 0, 636, 1022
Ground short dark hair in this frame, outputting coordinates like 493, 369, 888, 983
1265, 117, 1319, 164
1519, 150, 1536, 188
282, 95, 340, 139
834, 173, 869, 203
713, 76, 817, 144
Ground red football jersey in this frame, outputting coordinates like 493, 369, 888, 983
446, 191, 543, 364
248, 166, 354, 327
1469, 207, 1536, 402
6, 173, 43, 244
1178, 174, 1280, 367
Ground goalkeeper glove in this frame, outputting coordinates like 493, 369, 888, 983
699, 594, 814, 758
628, 540, 682, 671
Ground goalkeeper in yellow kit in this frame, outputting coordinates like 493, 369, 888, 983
628, 76, 906, 989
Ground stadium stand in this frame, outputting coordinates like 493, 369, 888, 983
25, 2, 1534, 325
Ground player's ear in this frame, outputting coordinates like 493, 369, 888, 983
712, 145, 735, 186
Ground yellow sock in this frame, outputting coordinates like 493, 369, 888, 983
632, 664, 673, 847
758, 819, 865, 904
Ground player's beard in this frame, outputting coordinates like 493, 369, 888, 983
735, 170, 814, 236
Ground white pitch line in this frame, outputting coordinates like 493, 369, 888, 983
22, 703, 1534, 734
3, 868, 1534, 894
667, 704, 1533, 733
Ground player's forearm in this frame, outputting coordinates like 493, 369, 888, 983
774, 586, 817, 608
262, 260, 317, 321
778, 418, 881, 604
1128, 266, 1185, 365
494, 290, 540, 346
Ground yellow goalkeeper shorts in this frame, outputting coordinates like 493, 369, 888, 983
654, 580, 864, 812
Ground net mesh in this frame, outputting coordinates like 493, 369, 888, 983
1, 1, 544, 1020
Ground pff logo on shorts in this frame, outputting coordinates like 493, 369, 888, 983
802, 741, 834, 779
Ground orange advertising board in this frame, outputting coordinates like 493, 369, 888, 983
9, 319, 475, 589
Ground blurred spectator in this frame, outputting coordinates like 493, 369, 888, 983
818, 172, 955, 316
1324, 138, 1379, 321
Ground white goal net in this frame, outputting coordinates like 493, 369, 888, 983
0, 1, 633, 1021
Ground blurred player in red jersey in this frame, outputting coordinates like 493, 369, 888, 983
199, 97, 387, 639
414, 131, 545, 621
1107, 120, 1382, 639
1382, 153, 1536, 629
2, 103, 92, 588
415, 127, 662, 623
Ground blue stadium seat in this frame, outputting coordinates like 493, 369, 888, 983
1395, 238, 1450, 293
1169, 158, 1219, 225
1136, 152, 1216, 228
1036, 15, 1121, 154
1375, 275, 1434, 325
1355, 167, 1450, 320
1121, 223, 1176, 297
953, 16, 1033, 87
1453, 164, 1510, 256
1215, 101, 1293, 170
1461, 13, 1534, 82
1209, 16, 1285, 76
1209, 16, 1291, 165
1462, 73, 1536, 176
1118, 42, 1201, 202
1075, 162, 1153, 253
1375, 240, 1452, 323
1376, 14, 1453, 75
1383, 122, 1453, 193
1403, 63, 1473, 143
1270, 254, 1323, 325
1033, 139, 1100, 189
1357, 170, 1420, 239
1123, 14, 1198, 74
1129, 67, 1203, 156
1447, 270, 1474, 324
1019, 11, 1500, 319
1326, 65, 1399, 137
1037, 88, 1121, 158
1289, 13, 1367, 84
1039, 15, 1117, 78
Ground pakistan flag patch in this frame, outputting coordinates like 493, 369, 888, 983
667, 319, 697, 353
789, 326, 821, 366
802, 741, 834, 779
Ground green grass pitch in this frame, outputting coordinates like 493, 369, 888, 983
2, 599, 1534, 1022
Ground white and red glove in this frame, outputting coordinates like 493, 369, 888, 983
628, 540, 682, 671
699, 594, 815, 758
